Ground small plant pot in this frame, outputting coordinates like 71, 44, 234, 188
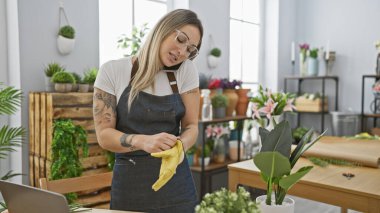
207, 55, 220, 68
57, 35, 75, 55
44, 76, 54, 92
198, 157, 210, 166
71, 83, 79, 92
54, 83, 72, 93
213, 107, 226, 118
78, 84, 90, 92
256, 195, 295, 213
88, 84, 94, 92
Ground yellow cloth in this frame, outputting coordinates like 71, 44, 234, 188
151, 140, 184, 191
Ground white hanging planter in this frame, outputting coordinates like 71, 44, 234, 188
256, 195, 295, 213
207, 55, 220, 68
57, 35, 75, 55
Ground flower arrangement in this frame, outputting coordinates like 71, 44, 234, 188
250, 85, 296, 121
299, 43, 309, 61
195, 187, 259, 213
208, 78, 222, 89
205, 124, 230, 140
220, 78, 242, 89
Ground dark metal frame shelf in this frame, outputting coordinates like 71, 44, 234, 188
284, 76, 339, 132
192, 115, 250, 199
361, 75, 380, 131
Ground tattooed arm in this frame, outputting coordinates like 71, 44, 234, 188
93, 88, 178, 153
179, 87, 200, 151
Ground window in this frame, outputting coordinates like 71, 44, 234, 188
229, 0, 260, 89
99, 0, 167, 65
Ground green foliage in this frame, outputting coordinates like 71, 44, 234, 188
59, 25, 75, 39
210, 48, 221, 57
186, 145, 197, 155
0, 83, 25, 180
211, 94, 228, 108
117, 23, 149, 56
44, 62, 64, 77
308, 157, 361, 168
83, 68, 98, 84
292, 127, 309, 144
71, 72, 82, 84
106, 151, 115, 171
51, 71, 75, 84
195, 187, 259, 213
309, 48, 319, 59
51, 119, 89, 203
254, 120, 325, 205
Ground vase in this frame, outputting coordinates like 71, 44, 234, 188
307, 58, 319, 76
266, 115, 282, 131
299, 53, 307, 76
223, 89, 238, 117
256, 195, 295, 213
213, 137, 226, 163
236, 89, 250, 116
57, 35, 75, 55
213, 107, 226, 118
228, 140, 244, 161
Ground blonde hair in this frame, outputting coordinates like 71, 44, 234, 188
128, 9, 203, 109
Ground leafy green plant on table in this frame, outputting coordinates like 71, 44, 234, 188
211, 94, 228, 108
195, 187, 259, 213
59, 25, 75, 39
117, 23, 149, 56
70, 72, 82, 84
51, 119, 88, 203
308, 157, 361, 168
308, 48, 319, 59
0, 83, 25, 212
292, 127, 309, 144
44, 62, 64, 77
82, 68, 98, 84
253, 120, 326, 205
51, 71, 76, 84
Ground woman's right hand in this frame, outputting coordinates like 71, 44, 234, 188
138, 132, 178, 153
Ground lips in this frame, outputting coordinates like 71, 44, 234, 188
169, 52, 178, 63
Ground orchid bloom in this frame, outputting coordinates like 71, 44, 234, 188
205, 126, 213, 138
284, 98, 296, 112
251, 103, 261, 119
259, 99, 278, 119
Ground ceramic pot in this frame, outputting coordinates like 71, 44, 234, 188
213, 107, 226, 118
44, 76, 54, 92
223, 89, 238, 117
54, 83, 72, 93
78, 84, 90, 93
299, 53, 307, 76
236, 89, 250, 116
256, 195, 295, 213
307, 58, 319, 76
207, 55, 220, 68
57, 35, 75, 55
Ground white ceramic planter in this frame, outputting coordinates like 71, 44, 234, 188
54, 83, 72, 93
207, 55, 220, 68
256, 195, 295, 213
78, 84, 90, 93
198, 157, 210, 166
57, 35, 75, 55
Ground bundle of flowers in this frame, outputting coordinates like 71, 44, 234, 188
220, 78, 242, 89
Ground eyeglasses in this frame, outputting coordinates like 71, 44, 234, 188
174, 29, 199, 59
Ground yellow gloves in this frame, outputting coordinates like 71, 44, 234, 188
151, 140, 184, 191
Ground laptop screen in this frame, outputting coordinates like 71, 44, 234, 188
0, 180, 70, 213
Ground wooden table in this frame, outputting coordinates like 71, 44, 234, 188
83, 209, 139, 213
228, 158, 380, 213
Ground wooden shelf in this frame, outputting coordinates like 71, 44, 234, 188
284, 75, 338, 80
198, 115, 250, 125
363, 113, 380, 118
190, 159, 236, 172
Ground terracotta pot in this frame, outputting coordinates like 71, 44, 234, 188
223, 89, 238, 117
236, 89, 250, 116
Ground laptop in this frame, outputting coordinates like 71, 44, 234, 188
0, 180, 70, 213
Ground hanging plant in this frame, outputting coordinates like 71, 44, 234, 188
50, 119, 88, 203
57, 6, 76, 55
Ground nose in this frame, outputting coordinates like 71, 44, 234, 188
176, 45, 188, 58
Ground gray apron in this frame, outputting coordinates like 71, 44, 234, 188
110, 61, 197, 212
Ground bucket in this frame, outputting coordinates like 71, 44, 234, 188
330, 111, 360, 136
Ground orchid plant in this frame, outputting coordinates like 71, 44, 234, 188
250, 85, 296, 126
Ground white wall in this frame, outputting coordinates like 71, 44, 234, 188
189, 0, 230, 79
17, 0, 99, 183
0, 0, 7, 83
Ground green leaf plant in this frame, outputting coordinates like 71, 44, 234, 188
0, 83, 25, 210
117, 23, 149, 56
51, 119, 89, 203
253, 120, 326, 205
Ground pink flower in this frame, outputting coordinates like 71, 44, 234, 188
284, 98, 296, 112
259, 99, 278, 119
251, 103, 261, 119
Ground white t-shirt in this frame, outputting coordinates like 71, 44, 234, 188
94, 57, 199, 103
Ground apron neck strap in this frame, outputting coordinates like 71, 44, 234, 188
129, 59, 179, 94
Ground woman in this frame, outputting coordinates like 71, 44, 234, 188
93, 9, 203, 212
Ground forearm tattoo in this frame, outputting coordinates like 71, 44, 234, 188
93, 90, 116, 125
120, 133, 136, 151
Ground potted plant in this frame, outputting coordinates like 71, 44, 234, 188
83, 68, 98, 92
186, 145, 197, 166
253, 120, 325, 212
70, 72, 81, 92
76, 73, 90, 93
307, 48, 319, 76
195, 187, 259, 213
117, 23, 149, 56
57, 25, 75, 55
211, 94, 228, 118
207, 47, 221, 68
51, 71, 75, 92
44, 62, 64, 92
197, 144, 211, 166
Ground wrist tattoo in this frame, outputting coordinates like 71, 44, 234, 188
120, 133, 136, 151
